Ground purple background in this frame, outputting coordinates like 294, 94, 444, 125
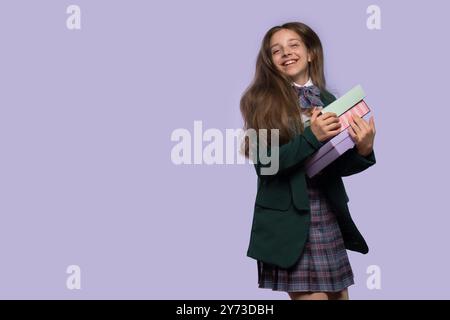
0, 0, 448, 299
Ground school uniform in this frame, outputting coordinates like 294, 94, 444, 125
247, 79, 376, 292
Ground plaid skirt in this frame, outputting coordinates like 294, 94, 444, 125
257, 176, 354, 292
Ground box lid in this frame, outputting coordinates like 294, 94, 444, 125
321, 85, 366, 116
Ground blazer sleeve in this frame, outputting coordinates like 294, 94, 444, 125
254, 125, 324, 179
322, 146, 376, 177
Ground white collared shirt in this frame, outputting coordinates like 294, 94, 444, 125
292, 77, 314, 88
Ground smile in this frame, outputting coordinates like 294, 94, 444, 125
282, 59, 298, 66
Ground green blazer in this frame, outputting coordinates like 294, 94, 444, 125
246, 90, 376, 269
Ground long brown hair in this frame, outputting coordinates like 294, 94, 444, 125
240, 22, 327, 158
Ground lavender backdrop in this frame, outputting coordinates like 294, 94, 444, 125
0, 0, 448, 299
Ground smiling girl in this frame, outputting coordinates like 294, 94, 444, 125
240, 22, 376, 300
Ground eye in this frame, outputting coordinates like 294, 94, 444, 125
291, 44, 299, 48
272, 50, 280, 55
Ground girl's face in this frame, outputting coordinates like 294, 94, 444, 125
270, 28, 311, 83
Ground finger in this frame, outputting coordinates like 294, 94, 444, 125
353, 114, 370, 131
349, 114, 355, 126
323, 116, 340, 126
326, 128, 341, 139
326, 122, 342, 131
349, 118, 362, 134
369, 116, 376, 133
320, 112, 338, 120
356, 117, 372, 138
348, 126, 358, 142
310, 107, 321, 122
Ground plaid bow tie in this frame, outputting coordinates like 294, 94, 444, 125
295, 85, 324, 109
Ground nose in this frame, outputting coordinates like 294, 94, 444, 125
282, 47, 293, 57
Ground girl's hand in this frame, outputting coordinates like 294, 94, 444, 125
310, 108, 342, 142
348, 115, 376, 157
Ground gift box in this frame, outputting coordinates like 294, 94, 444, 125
304, 85, 372, 178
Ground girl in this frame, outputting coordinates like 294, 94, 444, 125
240, 22, 376, 300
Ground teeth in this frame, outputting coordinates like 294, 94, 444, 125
283, 60, 296, 66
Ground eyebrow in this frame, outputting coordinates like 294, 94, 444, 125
270, 38, 302, 49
